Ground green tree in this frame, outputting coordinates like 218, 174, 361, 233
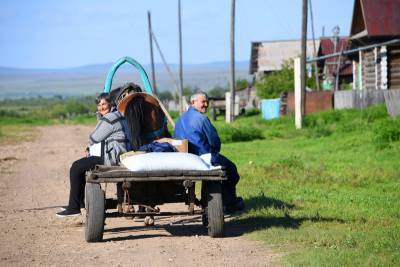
255, 59, 319, 99
235, 79, 249, 91
158, 91, 174, 102
208, 85, 227, 98
255, 60, 294, 99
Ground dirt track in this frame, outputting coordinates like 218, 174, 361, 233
0, 125, 280, 266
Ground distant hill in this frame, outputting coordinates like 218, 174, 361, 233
0, 61, 251, 99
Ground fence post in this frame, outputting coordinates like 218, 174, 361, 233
294, 57, 302, 129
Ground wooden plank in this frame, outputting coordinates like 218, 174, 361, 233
384, 89, 400, 117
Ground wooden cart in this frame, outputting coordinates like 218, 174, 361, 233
85, 165, 226, 242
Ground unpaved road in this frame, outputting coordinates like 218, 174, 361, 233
0, 125, 281, 266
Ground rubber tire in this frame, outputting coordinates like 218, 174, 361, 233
85, 183, 105, 242
206, 181, 224, 237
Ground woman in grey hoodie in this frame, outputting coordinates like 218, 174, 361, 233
56, 93, 128, 217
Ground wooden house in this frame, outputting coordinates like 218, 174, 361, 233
349, 0, 400, 90
317, 37, 353, 89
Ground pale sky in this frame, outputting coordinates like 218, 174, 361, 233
0, 0, 354, 69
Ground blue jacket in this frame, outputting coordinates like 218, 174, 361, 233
174, 107, 221, 156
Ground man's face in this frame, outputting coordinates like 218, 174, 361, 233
192, 95, 208, 113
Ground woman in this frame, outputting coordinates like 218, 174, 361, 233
56, 93, 128, 217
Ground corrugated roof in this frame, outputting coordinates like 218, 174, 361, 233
319, 37, 353, 76
350, 0, 400, 38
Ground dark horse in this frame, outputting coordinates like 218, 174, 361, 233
123, 92, 171, 150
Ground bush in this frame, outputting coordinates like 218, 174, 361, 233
245, 108, 260, 117
360, 104, 388, 123
218, 125, 263, 143
255, 60, 294, 99
372, 117, 400, 149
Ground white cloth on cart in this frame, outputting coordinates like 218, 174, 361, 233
121, 152, 221, 172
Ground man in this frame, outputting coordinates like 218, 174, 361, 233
174, 92, 245, 213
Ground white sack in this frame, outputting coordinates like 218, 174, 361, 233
121, 152, 221, 172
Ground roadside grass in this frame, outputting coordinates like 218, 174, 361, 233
2, 97, 399, 265
213, 104, 400, 266
0, 97, 98, 143
0, 124, 38, 144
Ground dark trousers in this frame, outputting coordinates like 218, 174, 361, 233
212, 154, 240, 206
67, 156, 103, 211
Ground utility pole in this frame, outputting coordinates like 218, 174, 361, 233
178, 0, 184, 113
300, 0, 308, 116
147, 11, 157, 95
229, 0, 236, 123
308, 0, 320, 91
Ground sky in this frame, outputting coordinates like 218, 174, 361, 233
0, 0, 354, 69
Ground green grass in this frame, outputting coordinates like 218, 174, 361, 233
2, 98, 399, 265
211, 104, 400, 266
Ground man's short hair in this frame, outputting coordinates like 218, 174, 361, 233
190, 91, 208, 103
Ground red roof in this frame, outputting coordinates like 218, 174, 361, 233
350, 0, 400, 37
319, 38, 353, 76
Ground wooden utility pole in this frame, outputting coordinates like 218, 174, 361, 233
147, 11, 157, 95
229, 0, 236, 123
178, 0, 184, 113
300, 0, 308, 115
309, 0, 320, 91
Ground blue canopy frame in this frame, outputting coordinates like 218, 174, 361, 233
103, 56, 154, 94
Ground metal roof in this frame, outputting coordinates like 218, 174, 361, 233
350, 0, 400, 38
318, 38, 352, 76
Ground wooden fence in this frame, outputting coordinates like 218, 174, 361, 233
334, 90, 385, 109
384, 89, 400, 117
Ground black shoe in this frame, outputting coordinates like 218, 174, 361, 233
224, 197, 245, 214
56, 209, 81, 218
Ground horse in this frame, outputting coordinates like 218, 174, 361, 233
117, 91, 171, 151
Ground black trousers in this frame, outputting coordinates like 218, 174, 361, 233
212, 154, 240, 206
67, 156, 103, 211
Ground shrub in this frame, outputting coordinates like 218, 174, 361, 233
245, 108, 260, 117
360, 104, 388, 123
218, 125, 263, 143
306, 125, 333, 138
372, 117, 400, 149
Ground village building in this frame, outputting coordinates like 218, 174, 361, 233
349, 0, 400, 90
317, 37, 353, 90
249, 39, 319, 80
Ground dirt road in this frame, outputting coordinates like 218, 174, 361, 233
0, 125, 280, 266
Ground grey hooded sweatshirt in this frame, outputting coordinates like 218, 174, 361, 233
89, 111, 128, 166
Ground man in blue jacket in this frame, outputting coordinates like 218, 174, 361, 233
174, 92, 244, 213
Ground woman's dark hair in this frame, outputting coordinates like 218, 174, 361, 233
95, 92, 111, 105
124, 96, 145, 150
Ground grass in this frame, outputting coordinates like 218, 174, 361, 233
0, 96, 98, 143
1, 97, 399, 266
211, 104, 400, 266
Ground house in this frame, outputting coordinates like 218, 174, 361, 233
317, 37, 353, 90
249, 39, 319, 79
349, 0, 400, 90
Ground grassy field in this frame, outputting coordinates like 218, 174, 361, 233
1, 98, 399, 266
0, 97, 97, 143
212, 104, 399, 266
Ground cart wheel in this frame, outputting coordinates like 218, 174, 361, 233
205, 181, 224, 237
85, 183, 105, 242
144, 216, 155, 226
202, 207, 208, 227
